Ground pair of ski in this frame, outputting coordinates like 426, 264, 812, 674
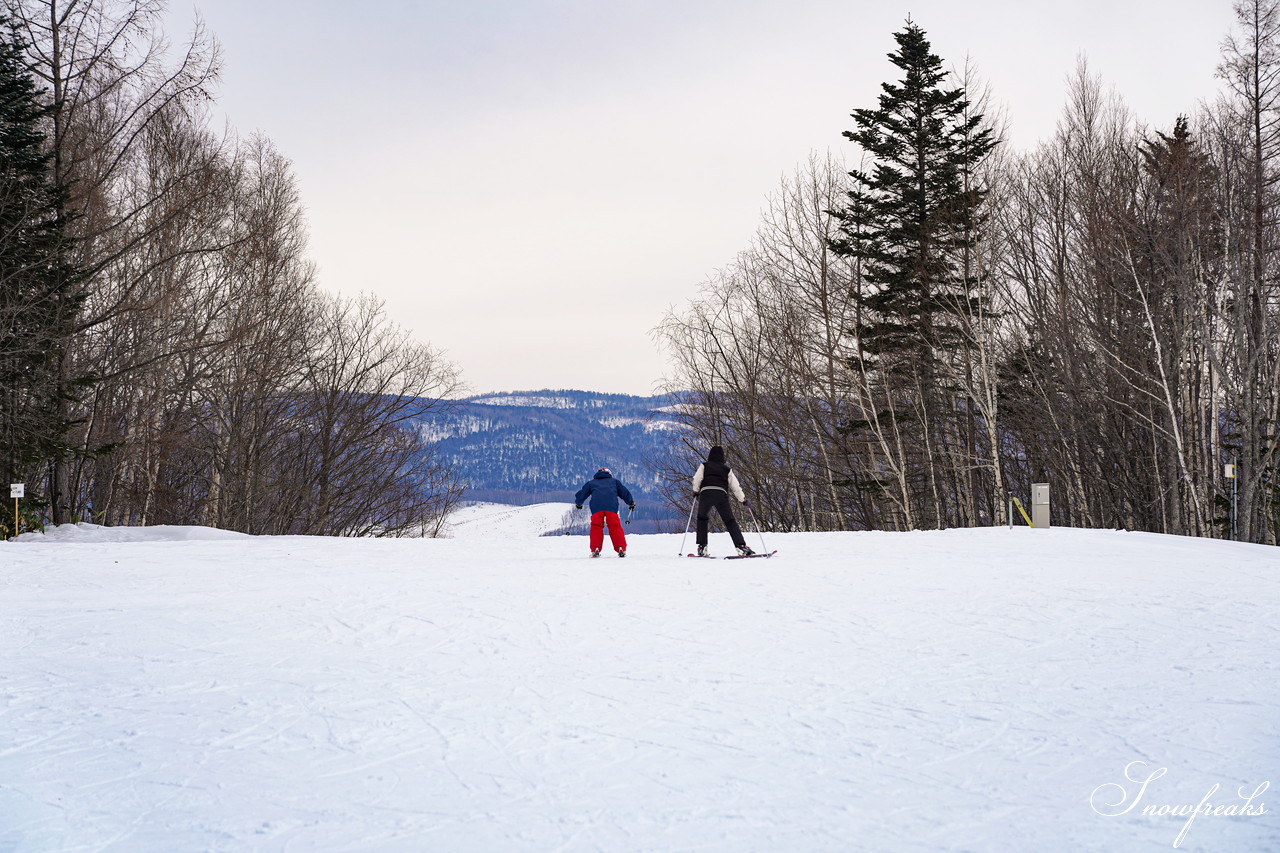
685, 550, 777, 560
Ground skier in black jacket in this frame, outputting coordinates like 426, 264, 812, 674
574, 467, 635, 557
692, 445, 754, 557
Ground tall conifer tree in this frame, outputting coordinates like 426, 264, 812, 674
0, 18, 86, 519
831, 20, 995, 366
830, 20, 996, 527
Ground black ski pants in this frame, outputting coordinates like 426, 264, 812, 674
696, 489, 746, 548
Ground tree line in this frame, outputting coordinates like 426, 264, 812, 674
656, 2, 1280, 545
0, 1, 463, 537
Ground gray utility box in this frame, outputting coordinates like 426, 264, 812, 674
1032, 482, 1050, 529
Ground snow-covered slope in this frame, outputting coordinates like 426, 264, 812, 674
444, 501, 570, 538
18, 522, 251, 543
2, 526, 1277, 852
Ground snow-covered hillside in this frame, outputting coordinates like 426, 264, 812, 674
2, 525, 1277, 852
415, 389, 680, 512
444, 501, 570, 538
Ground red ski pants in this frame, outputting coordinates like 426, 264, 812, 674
589, 510, 627, 553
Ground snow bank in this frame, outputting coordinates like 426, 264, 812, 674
14, 522, 251, 543
2, 526, 1277, 852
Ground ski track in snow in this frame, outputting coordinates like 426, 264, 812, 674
1, 526, 1278, 852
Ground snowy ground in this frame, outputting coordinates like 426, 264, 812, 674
443, 502, 569, 539
2, 520, 1278, 852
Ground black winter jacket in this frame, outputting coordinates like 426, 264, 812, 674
692, 446, 745, 502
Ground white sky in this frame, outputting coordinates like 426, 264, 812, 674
167, 0, 1237, 396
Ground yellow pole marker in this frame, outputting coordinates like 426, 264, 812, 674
1011, 496, 1035, 528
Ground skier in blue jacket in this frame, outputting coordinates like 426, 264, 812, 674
574, 467, 635, 557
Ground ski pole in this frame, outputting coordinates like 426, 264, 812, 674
678, 495, 696, 555
625, 505, 634, 525
746, 501, 768, 553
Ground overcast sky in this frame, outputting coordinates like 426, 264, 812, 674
167, 0, 1237, 396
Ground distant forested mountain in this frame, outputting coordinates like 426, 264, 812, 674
416, 390, 683, 525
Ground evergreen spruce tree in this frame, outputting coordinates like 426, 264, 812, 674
829, 20, 996, 527
0, 18, 87, 528
832, 19, 995, 366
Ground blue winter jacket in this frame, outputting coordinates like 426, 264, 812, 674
575, 470, 634, 515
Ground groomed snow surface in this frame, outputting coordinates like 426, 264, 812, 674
3, 512, 1278, 852
444, 502, 570, 539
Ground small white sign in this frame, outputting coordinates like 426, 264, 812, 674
10, 483, 24, 498
1224, 464, 1237, 479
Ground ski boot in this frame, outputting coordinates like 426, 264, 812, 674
591, 549, 601, 558
736, 546, 755, 557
